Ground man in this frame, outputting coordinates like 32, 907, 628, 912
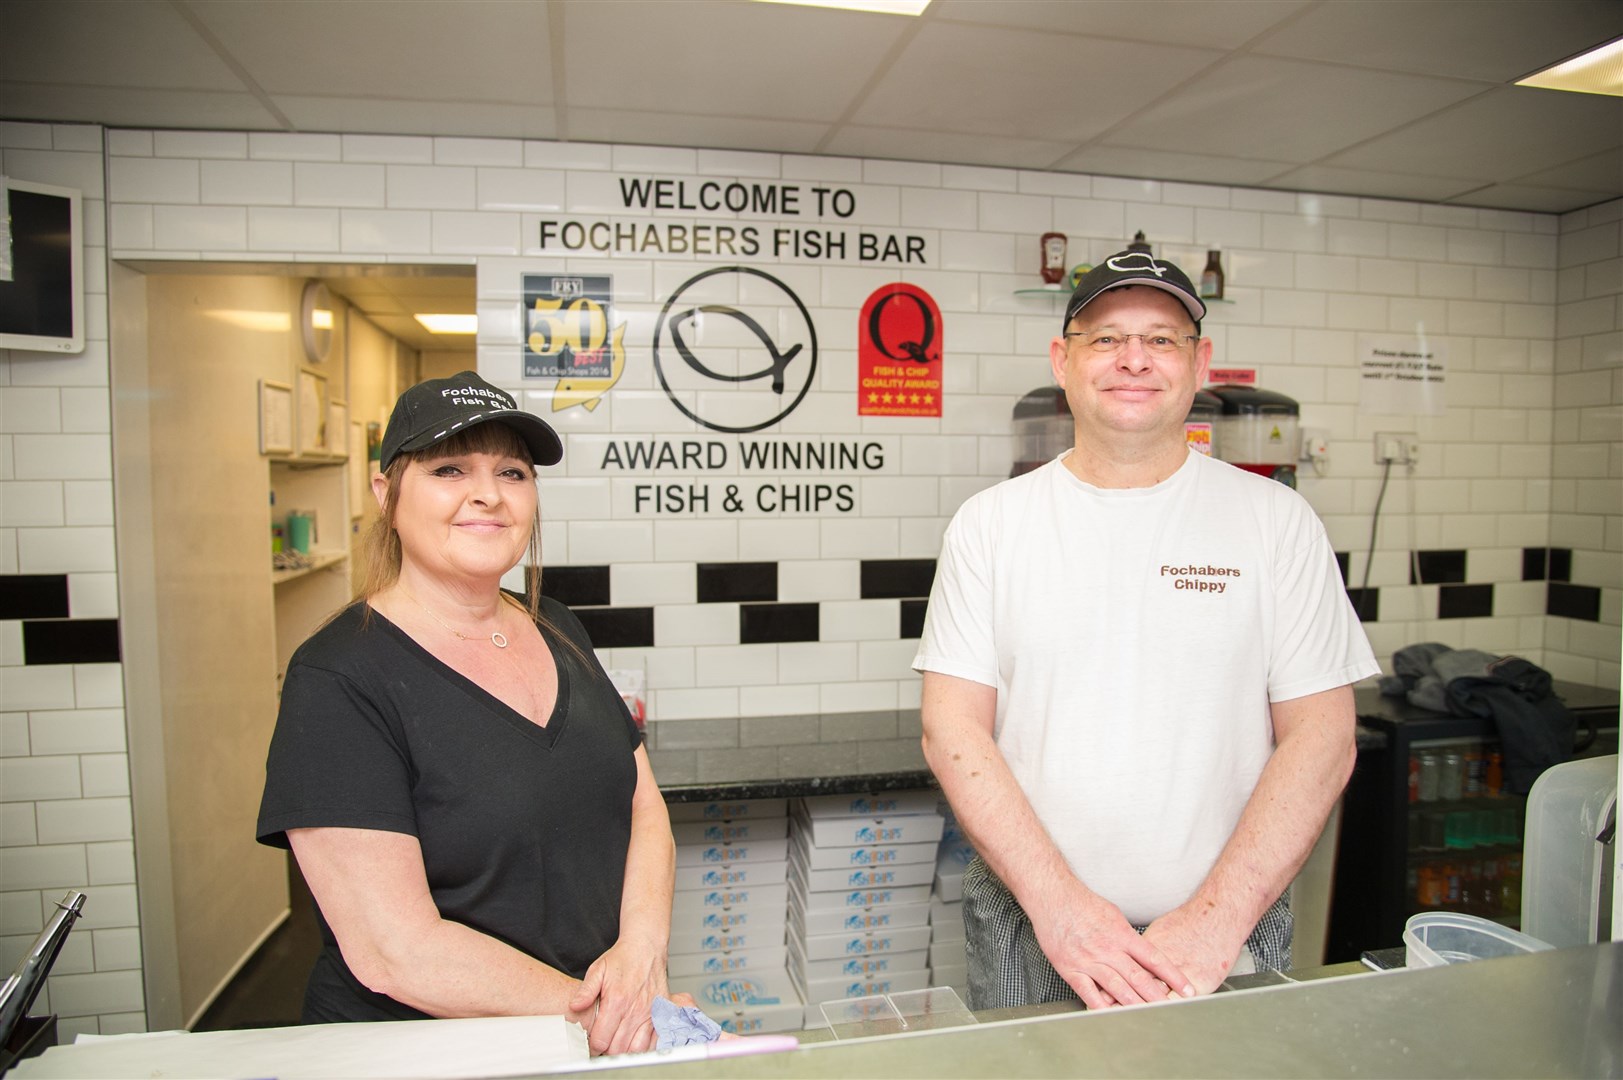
913, 251, 1378, 1011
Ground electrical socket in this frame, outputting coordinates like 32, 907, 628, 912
1374, 431, 1419, 465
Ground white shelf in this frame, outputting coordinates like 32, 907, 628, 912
271, 549, 348, 586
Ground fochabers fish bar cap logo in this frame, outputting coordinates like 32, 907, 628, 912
380, 370, 563, 471
1063, 250, 1206, 329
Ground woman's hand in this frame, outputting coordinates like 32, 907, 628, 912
567, 936, 669, 1055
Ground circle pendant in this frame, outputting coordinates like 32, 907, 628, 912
491, 632, 509, 648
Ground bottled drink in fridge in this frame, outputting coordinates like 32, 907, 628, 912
1417, 751, 1441, 801
1439, 751, 1465, 801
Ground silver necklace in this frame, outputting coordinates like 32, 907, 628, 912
403, 590, 509, 648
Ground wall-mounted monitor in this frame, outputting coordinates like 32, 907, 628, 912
0, 178, 85, 354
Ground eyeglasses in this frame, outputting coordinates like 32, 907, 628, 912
1063, 331, 1196, 356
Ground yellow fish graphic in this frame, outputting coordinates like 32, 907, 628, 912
552, 323, 627, 413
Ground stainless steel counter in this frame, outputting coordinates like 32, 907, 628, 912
550, 942, 1622, 1078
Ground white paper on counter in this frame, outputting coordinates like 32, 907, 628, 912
12, 1014, 589, 1079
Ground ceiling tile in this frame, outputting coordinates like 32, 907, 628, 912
1261, 165, 1481, 203
853, 22, 1221, 143
930, 0, 1312, 51
568, 110, 828, 156
189, 0, 552, 104
1103, 56, 1486, 164
1510, 148, 1623, 194
0, 83, 282, 131
1326, 86, 1623, 182
1051, 145, 1295, 186
0, 0, 243, 89
273, 98, 558, 140
822, 126, 1077, 170
559, 0, 911, 122
1252, 0, 1623, 82
1446, 183, 1618, 214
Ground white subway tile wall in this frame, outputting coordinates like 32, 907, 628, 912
1, 120, 1618, 1036
2, 123, 141, 1037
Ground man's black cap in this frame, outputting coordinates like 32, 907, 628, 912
1062, 250, 1207, 329
380, 370, 563, 471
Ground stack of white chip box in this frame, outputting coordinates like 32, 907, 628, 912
665, 797, 803, 1034
786, 790, 944, 1024
929, 800, 971, 996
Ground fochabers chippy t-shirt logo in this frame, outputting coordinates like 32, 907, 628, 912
1161, 563, 1241, 594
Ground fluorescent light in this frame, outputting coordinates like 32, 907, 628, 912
1517, 36, 1623, 97
753, 0, 931, 15
414, 313, 478, 334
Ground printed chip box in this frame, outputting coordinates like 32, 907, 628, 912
668, 944, 789, 979
669, 924, 786, 957
791, 922, 933, 961
793, 800, 945, 849
789, 832, 938, 873
934, 842, 975, 902
786, 937, 929, 981
789, 963, 933, 1005
675, 859, 788, 892
667, 798, 788, 823
793, 878, 932, 913
675, 837, 790, 867
670, 816, 790, 846
670, 903, 788, 939
789, 898, 931, 937
672, 971, 804, 1036
791, 857, 936, 894
799, 790, 942, 818
670, 882, 789, 915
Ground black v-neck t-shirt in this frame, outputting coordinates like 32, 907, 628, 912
256, 596, 641, 1022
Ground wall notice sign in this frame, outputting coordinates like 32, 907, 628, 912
858, 283, 942, 417
1358, 333, 1446, 415
1207, 368, 1255, 386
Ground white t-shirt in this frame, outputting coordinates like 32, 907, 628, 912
913, 449, 1379, 925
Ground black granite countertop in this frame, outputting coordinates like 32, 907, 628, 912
649, 704, 1393, 803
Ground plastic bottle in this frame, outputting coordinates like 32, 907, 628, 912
1417, 751, 1440, 801
1485, 751, 1503, 798
1407, 755, 1421, 803
1439, 751, 1465, 801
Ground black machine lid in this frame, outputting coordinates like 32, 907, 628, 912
1013, 386, 1070, 419
1207, 384, 1299, 416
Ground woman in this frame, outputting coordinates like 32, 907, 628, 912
257, 371, 674, 1055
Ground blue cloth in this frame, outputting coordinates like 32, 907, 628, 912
650, 995, 722, 1050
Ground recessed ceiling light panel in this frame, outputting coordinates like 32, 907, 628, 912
1516, 35, 1623, 97
752, 0, 932, 15
414, 313, 478, 334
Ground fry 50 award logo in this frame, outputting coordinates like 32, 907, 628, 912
652, 267, 817, 434
522, 274, 626, 412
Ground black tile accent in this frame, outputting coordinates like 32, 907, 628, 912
1547, 582, 1601, 622
740, 602, 819, 644
1411, 549, 1467, 586
1437, 584, 1493, 620
0, 575, 71, 620
698, 562, 777, 603
570, 606, 654, 649
1334, 551, 1350, 584
1522, 547, 1548, 581
900, 599, 928, 639
534, 565, 611, 607
1346, 588, 1379, 623
22, 619, 121, 664
860, 559, 936, 600
1548, 547, 1572, 583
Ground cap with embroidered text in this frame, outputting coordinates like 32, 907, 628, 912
380, 370, 563, 471
1062, 251, 1206, 329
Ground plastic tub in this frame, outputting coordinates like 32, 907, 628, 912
1403, 912, 1552, 968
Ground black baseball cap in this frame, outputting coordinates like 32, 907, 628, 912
380, 370, 563, 471
1062, 251, 1206, 329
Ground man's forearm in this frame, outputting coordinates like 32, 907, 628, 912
1186, 685, 1357, 947
920, 674, 1093, 915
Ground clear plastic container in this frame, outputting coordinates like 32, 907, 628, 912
1402, 911, 1552, 968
